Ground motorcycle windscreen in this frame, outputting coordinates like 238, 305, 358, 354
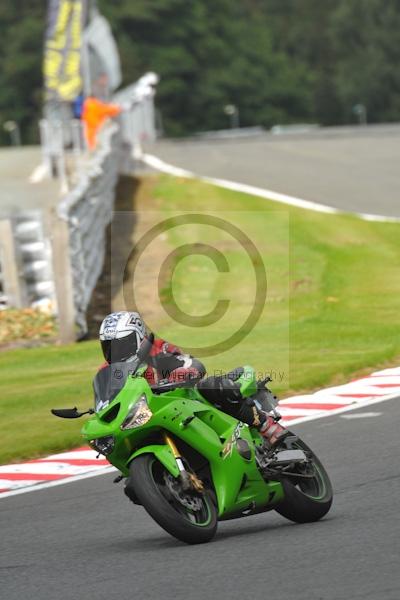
93, 359, 140, 412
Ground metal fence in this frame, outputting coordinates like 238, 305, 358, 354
0, 73, 158, 340
53, 73, 158, 340
38, 72, 158, 193
39, 118, 86, 193
114, 72, 158, 149
56, 121, 121, 337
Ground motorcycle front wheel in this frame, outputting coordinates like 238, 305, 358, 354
127, 454, 218, 544
275, 435, 333, 523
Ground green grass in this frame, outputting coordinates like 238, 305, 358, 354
148, 176, 400, 391
0, 342, 100, 464
1, 174, 400, 464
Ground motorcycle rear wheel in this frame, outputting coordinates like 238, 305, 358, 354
275, 435, 333, 523
127, 454, 218, 544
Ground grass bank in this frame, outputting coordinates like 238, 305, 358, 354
1, 174, 399, 463
142, 175, 400, 391
0, 341, 99, 463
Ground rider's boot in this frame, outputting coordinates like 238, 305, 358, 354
259, 414, 290, 447
251, 406, 289, 447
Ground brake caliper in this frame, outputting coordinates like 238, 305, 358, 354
163, 472, 203, 511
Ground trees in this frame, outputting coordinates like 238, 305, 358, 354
0, 2, 46, 145
99, 0, 312, 134
253, 0, 400, 126
0, 0, 399, 144
261, 0, 343, 125
330, 0, 400, 124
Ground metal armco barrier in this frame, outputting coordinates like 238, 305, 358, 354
15, 213, 55, 309
0, 215, 55, 311
52, 73, 158, 341
0, 219, 25, 309
1, 73, 157, 341
56, 121, 121, 339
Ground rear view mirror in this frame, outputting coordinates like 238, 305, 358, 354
51, 407, 94, 419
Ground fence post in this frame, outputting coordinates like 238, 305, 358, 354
50, 212, 76, 343
0, 219, 25, 308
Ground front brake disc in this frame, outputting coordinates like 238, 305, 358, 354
163, 473, 203, 511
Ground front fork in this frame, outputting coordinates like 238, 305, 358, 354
163, 432, 204, 493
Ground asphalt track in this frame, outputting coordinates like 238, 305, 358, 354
0, 146, 59, 217
2, 398, 400, 600
148, 124, 400, 218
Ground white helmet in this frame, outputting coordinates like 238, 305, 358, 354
99, 311, 147, 363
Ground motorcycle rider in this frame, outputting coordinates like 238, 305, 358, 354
99, 311, 288, 447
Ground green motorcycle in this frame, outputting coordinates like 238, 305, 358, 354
52, 336, 333, 544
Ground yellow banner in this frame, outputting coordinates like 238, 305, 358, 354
43, 0, 86, 102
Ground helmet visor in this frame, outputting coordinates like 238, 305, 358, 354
101, 330, 138, 363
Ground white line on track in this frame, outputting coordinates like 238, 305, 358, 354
2, 391, 398, 500
142, 153, 400, 223
0, 462, 109, 476
283, 392, 400, 426
0, 466, 116, 499
29, 163, 48, 183
340, 412, 382, 419
3, 153, 400, 499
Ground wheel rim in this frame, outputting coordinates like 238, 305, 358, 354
284, 438, 330, 501
294, 461, 326, 500
149, 459, 213, 527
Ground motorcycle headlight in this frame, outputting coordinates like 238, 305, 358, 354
120, 395, 153, 430
90, 435, 115, 456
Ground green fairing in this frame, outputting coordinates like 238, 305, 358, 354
238, 365, 258, 398
129, 444, 180, 478
82, 366, 284, 518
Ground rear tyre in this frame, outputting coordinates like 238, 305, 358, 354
127, 454, 218, 544
275, 435, 333, 523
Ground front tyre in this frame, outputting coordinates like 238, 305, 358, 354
275, 435, 333, 523
127, 454, 218, 544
